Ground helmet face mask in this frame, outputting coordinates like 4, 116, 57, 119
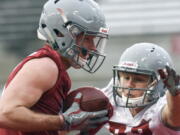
63, 23, 108, 73
65, 42, 106, 73
37, 0, 108, 73
113, 43, 174, 108
113, 68, 159, 108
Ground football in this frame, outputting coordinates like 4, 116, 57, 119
63, 86, 110, 112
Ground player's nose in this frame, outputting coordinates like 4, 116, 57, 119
126, 79, 135, 88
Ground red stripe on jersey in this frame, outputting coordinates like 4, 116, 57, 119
108, 119, 152, 135
109, 121, 127, 135
131, 120, 152, 135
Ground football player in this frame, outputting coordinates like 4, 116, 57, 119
0, 0, 109, 135
102, 43, 180, 135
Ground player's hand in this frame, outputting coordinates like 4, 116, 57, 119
158, 66, 180, 96
61, 93, 109, 131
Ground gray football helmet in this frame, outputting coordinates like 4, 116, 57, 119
37, 0, 109, 73
113, 43, 174, 108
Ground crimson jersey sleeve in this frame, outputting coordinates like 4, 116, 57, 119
0, 45, 71, 135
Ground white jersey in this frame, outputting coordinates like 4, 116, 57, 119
101, 79, 180, 135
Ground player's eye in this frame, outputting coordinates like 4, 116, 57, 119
134, 78, 144, 82
124, 76, 130, 80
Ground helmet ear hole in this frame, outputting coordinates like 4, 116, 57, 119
41, 24, 46, 28
54, 0, 60, 4
62, 42, 66, 47
53, 29, 64, 37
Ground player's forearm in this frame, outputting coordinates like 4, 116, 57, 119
0, 106, 65, 132
163, 91, 180, 127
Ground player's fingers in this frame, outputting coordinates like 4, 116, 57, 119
89, 116, 109, 124
164, 80, 171, 88
80, 123, 101, 135
74, 93, 82, 102
170, 68, 176, 79
175, 75, 180, 85
88, 124, 99, 129
69, 93, 82, 110
166, 66, 172, 77
79, 130, 90, 135
158, 69, 167, 79
89, 110, 108, 118
65, 102, 80, 113
70, 93, 82, 109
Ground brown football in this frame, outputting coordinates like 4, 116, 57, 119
63, 87, 110, 112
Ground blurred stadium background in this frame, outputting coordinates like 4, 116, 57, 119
0, 0, 180, 134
